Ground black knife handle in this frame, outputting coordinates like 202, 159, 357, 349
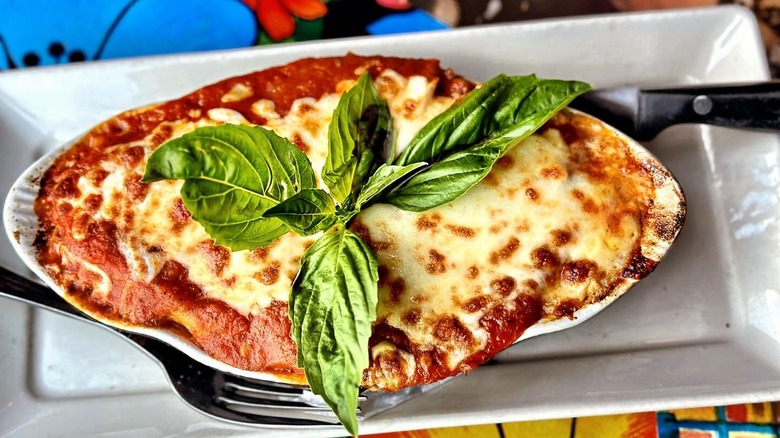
638, 83, 780, 139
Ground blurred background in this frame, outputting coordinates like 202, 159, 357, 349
1, 0, 778, 75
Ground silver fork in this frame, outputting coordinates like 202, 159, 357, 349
0, 265, 443, 429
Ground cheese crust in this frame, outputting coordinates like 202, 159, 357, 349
34, 55, 685, 390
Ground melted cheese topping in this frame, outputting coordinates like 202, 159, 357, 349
44, 62, 663, 390
66, 71, 455, 317
359, 128, 642, 376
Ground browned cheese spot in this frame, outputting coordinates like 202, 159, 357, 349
126, 175, 149, 203
607, 213, 623, 233
377, 351, 405, 381
489, 237, 520, 265
255, 261, 281, 285
445, 224, 475, 238
488, 219, 508, 234
84, 194, 103, 212
251, 247, 268, 261
120, 146, 146, 168
463, 295, 489, 313
123, 210, 135, 225
551, 229, 571, 246
621, 250, 658, 280
416, 214, 440, 231
433, 316, 472, 344
403, 309, 421, 325
108, 204, 122, 222
441, 68, 474, 98
375, 74, 400, 95
402, 99, 417, 117
561, 259, 597, 285
483, 172, 500, 187
541, 167, 563, 179
410, 293, 427, 304
515, 221, 530, 233
525, 187, 538, 201
53, 173, 81, 199
426, 249, 447, 274
296, 103, 314, 114
553, 299, 581, 319
291, 133, 309, 152
198, 240, 231, 276
466, 265, 480, 279
377, 264, 390, 286
653, 202, 686, 242
350, 220, 390, 252
531, 246, 560, 269
71, 212, 92, 239
303, 118, 322, 135
248, 238, 280, 262
490, 276, 516, 296
572, 189, 599, 214
170, 198, 191, 233
57, 202, 73, 215
92, 169, 110, 186
389, 278, 406, 303
496, 155, 515, 169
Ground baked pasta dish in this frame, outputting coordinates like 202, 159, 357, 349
30, 54, 685, 432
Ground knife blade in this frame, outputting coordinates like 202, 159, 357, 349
569, 82, 780, 141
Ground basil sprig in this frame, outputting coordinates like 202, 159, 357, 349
322, 73, 392, 205
143, 71, 590, 435
290, 225, 378, 435
387, 75, 591, 211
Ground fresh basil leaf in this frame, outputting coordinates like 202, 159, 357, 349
384, 137, 504, 211
290, 226, 378, 436
394, 75, 590, 166
394, 74, 514, 166
263, 188, 337, 235
493, 77, 591, 138
387, 76, 590, 211
142, 125, 316, 250
322, 73, 391, 204
355, 162, 427, 210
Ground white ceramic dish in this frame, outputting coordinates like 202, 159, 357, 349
0, 5, 778, 437
2, 106, 684, 388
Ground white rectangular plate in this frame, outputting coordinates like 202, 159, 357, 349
1, 5, 778, 437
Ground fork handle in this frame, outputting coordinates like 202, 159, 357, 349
0, 265, 93, 322
640, 82, 780, 138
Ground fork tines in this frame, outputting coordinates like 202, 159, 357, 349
216, 373, 353, 423
213, 373, 452, 425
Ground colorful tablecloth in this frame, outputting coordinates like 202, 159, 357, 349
368, 404, 780, 437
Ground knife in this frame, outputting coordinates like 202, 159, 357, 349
568, 82, 780, 141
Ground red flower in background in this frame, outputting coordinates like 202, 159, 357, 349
241, 0, 328, 41
375, 0, 412, 10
